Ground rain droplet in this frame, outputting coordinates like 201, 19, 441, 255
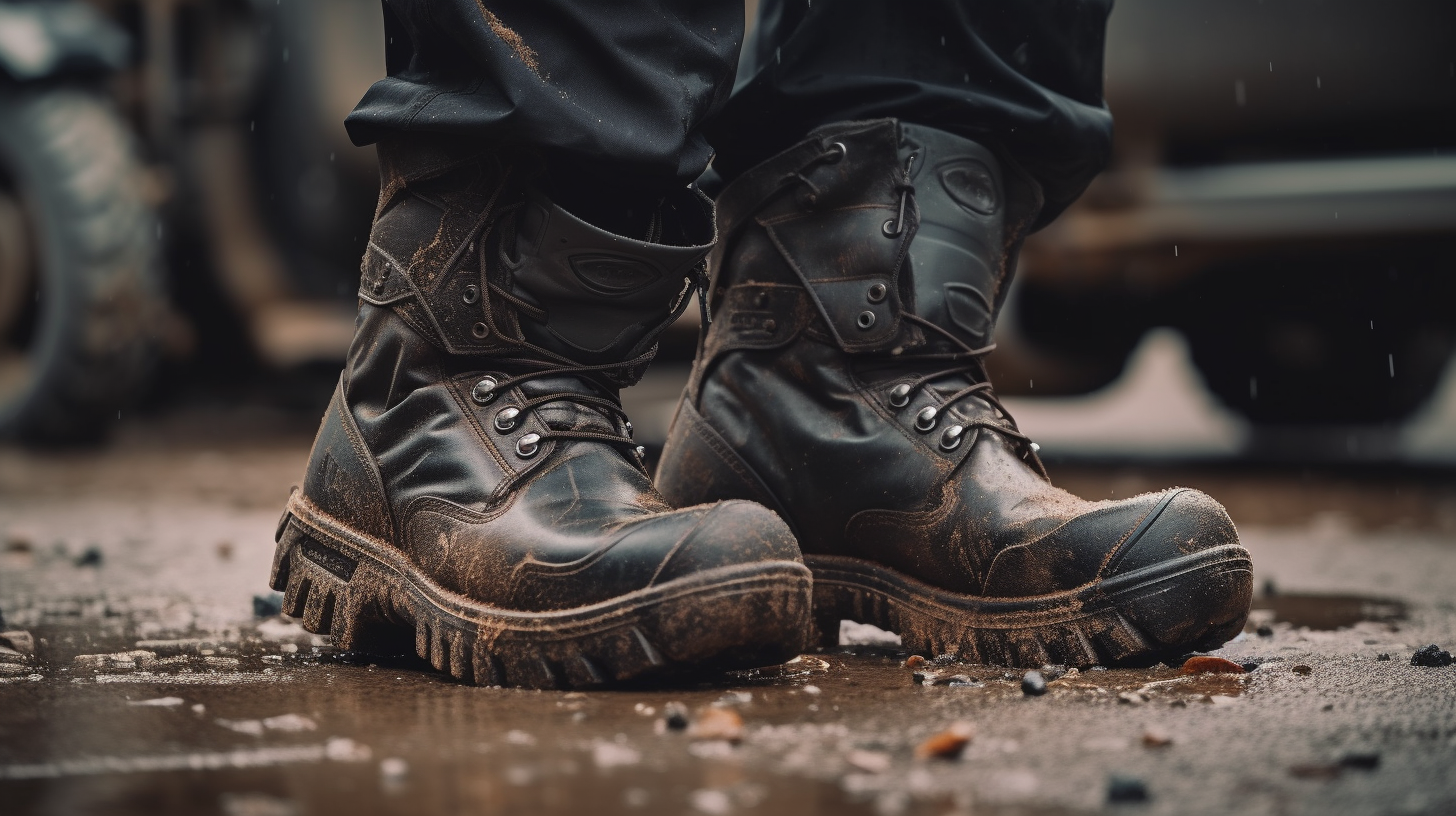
1389, 354, 1395, 378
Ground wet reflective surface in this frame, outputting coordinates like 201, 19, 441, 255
3, 420, 1456, 816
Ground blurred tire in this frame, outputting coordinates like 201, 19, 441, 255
0, 88, 164, 443
1181, 245, 1456, 425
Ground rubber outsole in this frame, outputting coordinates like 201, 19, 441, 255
808, 545, 1253, 667
270, 493, 814, 689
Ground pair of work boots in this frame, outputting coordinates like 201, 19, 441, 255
270, 120, 1253, 688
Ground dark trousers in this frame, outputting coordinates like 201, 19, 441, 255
345, 0, 1114, 229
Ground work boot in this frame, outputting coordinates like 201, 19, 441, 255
271, 139, 811, 688
657, 120, 1252, 667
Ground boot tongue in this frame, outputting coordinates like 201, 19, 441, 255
898, 124, 1009, 353
509, 190, 713, 371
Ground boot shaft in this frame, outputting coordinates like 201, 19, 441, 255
705, 119, 1042, 361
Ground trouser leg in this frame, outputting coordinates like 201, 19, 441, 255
345, 0, 745, 230
709, 0, 1115, 227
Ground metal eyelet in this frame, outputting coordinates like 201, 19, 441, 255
889, 383, 912, 408
462, 285, 480, 305
940, 425, 966, 451
623, 420, 633, 438
1029, 442, 1042, 453
882, 219, 903, 238
915, 406, 938, 432
867, 283, 887, 303
825, 141, 847, 163
471, 322, 490, 339
856, 311, 876, 329
515, 433, 541, 458
470, 376, 499, 404
634, 445, 646, 459
494, 407, 520, 432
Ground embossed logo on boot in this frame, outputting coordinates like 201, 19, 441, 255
943, 283, 993, 346
569, 255, 660, 296
940, 161, 999, 215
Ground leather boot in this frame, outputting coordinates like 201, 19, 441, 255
657, 120, 1252, 667
271, 139, 811, 688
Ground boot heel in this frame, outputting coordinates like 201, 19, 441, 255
269, 516, 408, 654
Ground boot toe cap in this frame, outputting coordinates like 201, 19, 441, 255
1105, 488, 1243, 579
648, 499, 804, 587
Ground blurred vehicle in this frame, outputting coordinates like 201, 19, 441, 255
992, 0, 1456, 430
0, 0, 164, 442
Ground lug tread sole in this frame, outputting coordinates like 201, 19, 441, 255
270, 494, 812, 689
808, 546, 1253, 667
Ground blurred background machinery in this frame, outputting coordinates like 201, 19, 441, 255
0, 0, 1452, 458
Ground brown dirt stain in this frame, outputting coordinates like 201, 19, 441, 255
473, 3, 541, 77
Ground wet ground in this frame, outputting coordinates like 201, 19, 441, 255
3, 398, 1456, 816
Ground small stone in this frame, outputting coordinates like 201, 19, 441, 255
1020, 670, 1047, 696
74, 546, 103, 567
688, 707, 743, 743
1107, 774, 1150, 803
914, 721, 974, 760
380, 756, 409, 779
0, 630, 34, 656
904, 655, 928, 669
1117, 692, 1148, 706
1179, 656, 1246, 675
1339, 752, 1380, 770
1376, 653, 1391, 661
846, 749, 893, 773
662, 702, 690, 731
1141, 727, 1173, 748
1410, 644, 1454, 667
263, 714, 317, 732
1039, 664, 1068, 682
1292, 664, 1313, 676
253, 593, 284, 618
1256, 624, 1275, 638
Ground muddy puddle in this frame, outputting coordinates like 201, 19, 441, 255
1249, 591, 1407, 630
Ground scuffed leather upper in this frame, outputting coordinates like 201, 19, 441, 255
300, 140, 800, 613
659, 119, 1239, 600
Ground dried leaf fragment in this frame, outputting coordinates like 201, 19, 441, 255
914, 721, 974, 760
1179, 656, 1246, 675
688, 707, 744, 743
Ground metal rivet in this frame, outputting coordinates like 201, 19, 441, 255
867, 283, 887, 303
1030, 442, 1041, 453
471, 376, 498, 404
634, 445, 646, 459
463, 285, 480, 305
624, 420, 634, 438
889, 383, 912, 408
940, 425, 966, 451
471, 322, 490, 339
763, 319, 777, 332
856, 311, 876, 329
515, 433, 541, 458
826, 141, 847, 162
494, 407, 520, 432
915, 406, 938, 432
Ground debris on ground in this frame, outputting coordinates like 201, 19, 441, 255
128, 696, 184, 707
1107, 774, 1151, 803
904, 654, 928, 669
1339, 752, 1380, 770
73, 650, 157, 670
687, 707, 744, 743
1292, 664, 1313, 676
1179, 656, 1246, 675
661, 702, 689, 731
914, 721, 974, 759
592, 739, 642, 769
846, 749, 893, 773
1142, 727, 1174, 747
1256, 623, 1275, 637
839, 620, 902, 647
0, 630, 34, 656
1020, 670, 1048, 696
1410, 644, 1454, 667
253, 593, 284, 618
1377, 653, 1391, 661
74, 546, 104, 567
1288, 763, 1344, 780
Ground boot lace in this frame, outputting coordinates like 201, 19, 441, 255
437, 179, 704, 483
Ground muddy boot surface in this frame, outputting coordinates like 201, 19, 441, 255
658, 119, 1252, 667
272, 141, 812, 688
